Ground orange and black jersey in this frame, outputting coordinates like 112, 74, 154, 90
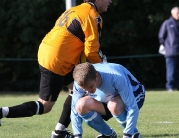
38, 2, 103, 76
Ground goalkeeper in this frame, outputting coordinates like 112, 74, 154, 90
0, 0, 111, 138
71, 62, 146, 138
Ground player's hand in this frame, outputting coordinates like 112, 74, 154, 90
102, 55, 107, 63
98, 50, 107, 63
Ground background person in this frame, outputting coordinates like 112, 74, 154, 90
158, 6, 179, 92
0, 0, 112, 138
71, 62, 145, 138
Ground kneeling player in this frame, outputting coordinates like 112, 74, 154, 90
71, 62, 145, 138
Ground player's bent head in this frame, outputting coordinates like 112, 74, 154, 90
73, 63, 96, 86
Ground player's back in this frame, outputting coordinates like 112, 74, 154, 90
94, 63, 140, 92
38, 3, 101, 75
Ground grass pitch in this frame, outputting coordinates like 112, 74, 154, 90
0, 90, 179, 138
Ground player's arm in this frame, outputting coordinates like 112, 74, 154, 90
71, 82, 87, 137
158, 21, 167, 45
82, 14, 103, 63
114, 76, 139, 137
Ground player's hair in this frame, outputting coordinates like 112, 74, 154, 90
84, 0, 95, 3
73, 62, 96, 86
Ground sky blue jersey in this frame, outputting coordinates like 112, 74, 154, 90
71, 63, 145, 135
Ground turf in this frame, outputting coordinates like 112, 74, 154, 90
0, 91, 179, 138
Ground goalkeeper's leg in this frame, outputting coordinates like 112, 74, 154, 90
51, 91, 73, 138
51, 74, 74, 138
0, 65, 65, 125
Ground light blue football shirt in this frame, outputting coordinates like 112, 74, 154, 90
71, 63, 145, 135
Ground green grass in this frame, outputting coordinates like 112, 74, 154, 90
0, 91, 179, 138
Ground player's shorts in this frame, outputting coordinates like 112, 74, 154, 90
39, 65, 74, 101
133, 84, 145, 109
101, 84, 145, 121
101, 103, 113, 121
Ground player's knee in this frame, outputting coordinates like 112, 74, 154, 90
108, 96, 124, 115
108, 102, 119, 115
76, 97, 92, 115
42, 103, 54, 113
37, 100, 54, 113
76, 99, 86, 114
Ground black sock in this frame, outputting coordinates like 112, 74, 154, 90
58, 94, 72, 128
6, 101, 44, 118
0, 108, 2, 119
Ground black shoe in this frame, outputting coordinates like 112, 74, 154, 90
132, 132, 141, 138
96, 129, 117, 138
51, 130, 74, 138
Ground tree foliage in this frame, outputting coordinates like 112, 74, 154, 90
0, 0, 66, 91
0, 0, 179, 91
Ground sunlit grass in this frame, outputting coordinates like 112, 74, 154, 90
0, 91, 179, 138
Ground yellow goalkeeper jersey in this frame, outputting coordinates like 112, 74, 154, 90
38, 2, 102, 76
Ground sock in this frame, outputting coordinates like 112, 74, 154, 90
0, 107, 2, 119
80, 111, 112, 135
1, 107, 9, 118
113, 110, 127, 128
113, 110, 138, 133
5, 101, 44, 118
55, 123, 66, 132
54, 123, 66, 135
58, 94, 72, 128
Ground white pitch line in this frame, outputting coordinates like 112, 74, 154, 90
156, 121, 174, 124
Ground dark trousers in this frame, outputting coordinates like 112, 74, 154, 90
165, 56, 179, 90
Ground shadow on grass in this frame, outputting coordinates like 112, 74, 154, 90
142, 134, 179, 137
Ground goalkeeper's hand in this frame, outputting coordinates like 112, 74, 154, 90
102, 55, 107, 63
98, 50, 107, 63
